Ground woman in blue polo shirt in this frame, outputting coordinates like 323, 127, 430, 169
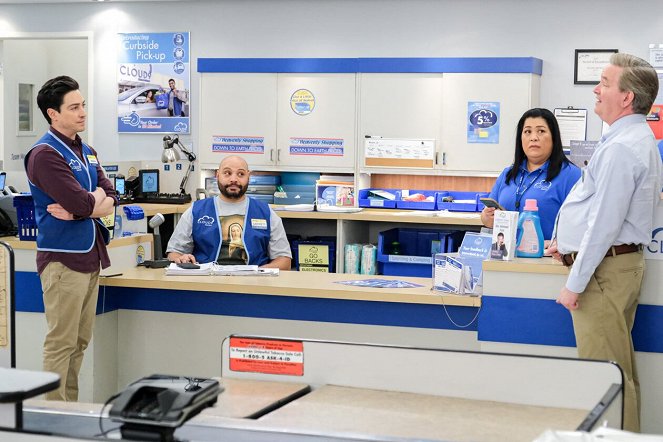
481, 108, 581, 240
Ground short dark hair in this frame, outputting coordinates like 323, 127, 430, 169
497, 232, 504, 238
37, 76, 80, 124
505, 108, 570, 184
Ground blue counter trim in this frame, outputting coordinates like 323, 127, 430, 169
16, 272, 121, 315
478, 296, 576, 347
197, 57, 543, 75
632, 305, 663, 353
479, 295, 663, 353
14, 272, 477, 331
15, 272, 44, 313
104, 287, 479, 331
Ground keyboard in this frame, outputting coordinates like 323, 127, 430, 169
125, 193, 192, 205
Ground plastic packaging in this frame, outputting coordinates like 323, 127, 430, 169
360, 244, 377, 275
114, 214, 123, 238
344, 243, 361, 274
515, 199, 544, 258
121, 205, 147, 236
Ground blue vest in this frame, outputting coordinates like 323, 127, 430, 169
191, 196, 271, 265
24, 131, 110, 252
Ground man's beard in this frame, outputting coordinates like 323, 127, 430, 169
219, 183, 247, 200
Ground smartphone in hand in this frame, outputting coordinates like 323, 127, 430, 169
480, 197, 504, 210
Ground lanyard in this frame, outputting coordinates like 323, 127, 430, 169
515, 168, 544, 209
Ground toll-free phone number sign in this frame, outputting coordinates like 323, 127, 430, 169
229, 337, 304, 376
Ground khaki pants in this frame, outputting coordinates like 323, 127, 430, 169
571, 251, 643, 432
40, 262, 100, 401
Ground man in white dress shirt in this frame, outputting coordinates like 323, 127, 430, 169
547, 53, 661, 432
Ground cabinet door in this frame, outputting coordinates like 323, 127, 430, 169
359, 73, 443, 170
440, 73, 540, 174
199, 73, 278, 169
276, 74, 356, 171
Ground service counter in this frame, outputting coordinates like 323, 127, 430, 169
8, 201, 663, 435
481, 251, 663, 434
17, 338, 624, 441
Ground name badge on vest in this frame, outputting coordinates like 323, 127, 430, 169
86, 154, 99, 165
251, 218, 267, 230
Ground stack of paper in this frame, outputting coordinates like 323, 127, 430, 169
432, 232, 492, 295
164, 263, 214, 276
164, 263, 280, 277
213, 265, 280, 276
212, 265, 260, 275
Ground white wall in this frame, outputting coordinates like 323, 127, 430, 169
0, 38, 87, 189
1, 0, 662, 185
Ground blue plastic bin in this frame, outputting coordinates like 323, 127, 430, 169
249, 175, 281, 185
274, 184, 316, 205
358, 188, 399, 209
377, 228, 464, 277
13, 194, 37, 241
436, 191, 490, 212
395, 190, 439, 211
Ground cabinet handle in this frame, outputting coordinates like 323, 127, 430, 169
277, 149, 281, 162
442, 152, 447, 166
270, 149, 274, 162
435, 152, 439, 165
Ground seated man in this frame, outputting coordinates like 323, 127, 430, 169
166, 155, 292, 269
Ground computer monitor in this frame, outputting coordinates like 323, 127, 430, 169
115, 175, 126, 196
139, 169, 159, 195
0, 172, 6, 193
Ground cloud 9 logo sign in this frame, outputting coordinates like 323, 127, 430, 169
646, 227, 663, 260
69, 159, 83, 172
197, 215, 215, 227
469, 109, 498, 128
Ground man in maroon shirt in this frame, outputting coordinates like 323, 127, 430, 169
25, 76, 116, 401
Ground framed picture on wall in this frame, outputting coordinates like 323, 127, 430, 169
574, 49, 618, 85
17, 83, 35, 135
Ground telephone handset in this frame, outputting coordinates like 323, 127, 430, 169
109, 374, 222, 440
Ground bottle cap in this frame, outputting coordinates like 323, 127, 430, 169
523, 199, 538, 211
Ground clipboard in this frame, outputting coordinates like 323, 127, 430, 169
554, 107, 588, 150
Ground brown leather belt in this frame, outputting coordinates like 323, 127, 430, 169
561, 244, 642, 267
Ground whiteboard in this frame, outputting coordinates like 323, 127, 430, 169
364, 137, 435, 168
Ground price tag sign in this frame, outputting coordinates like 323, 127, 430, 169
229, 337, 304, 376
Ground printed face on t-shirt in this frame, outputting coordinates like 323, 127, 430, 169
217, 215, 247, 264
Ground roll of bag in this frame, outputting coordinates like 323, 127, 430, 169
344, 243, 362, 274
360, 244, 377, 275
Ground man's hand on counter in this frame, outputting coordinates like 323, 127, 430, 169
544, 239, 562, 262
167, 252, 197, 264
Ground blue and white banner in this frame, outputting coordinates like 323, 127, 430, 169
117, 32, 190, 133
211, 136, 265, 154
289, 137, 344, 156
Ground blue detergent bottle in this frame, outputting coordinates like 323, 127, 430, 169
516, 199, 544, 258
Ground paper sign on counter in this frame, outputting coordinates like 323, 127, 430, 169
229, 337, 304, 376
